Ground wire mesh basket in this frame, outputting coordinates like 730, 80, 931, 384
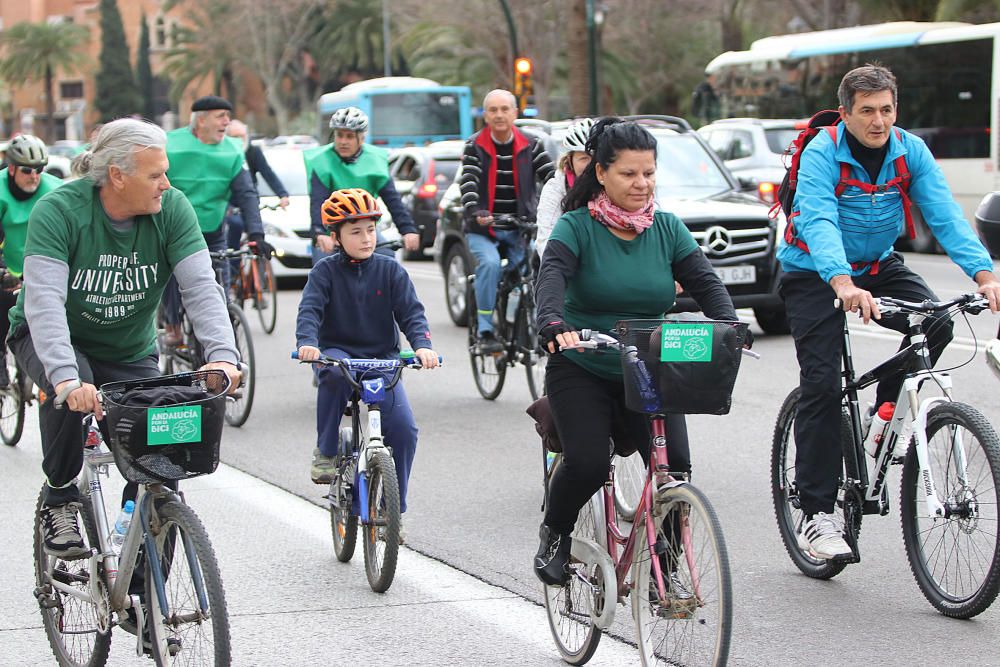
617, 319, 750, 415
100, 370, 229, 483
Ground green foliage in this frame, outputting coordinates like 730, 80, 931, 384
137, 13, 155, 120
162, 1, 239, 104
95, 0, 141, 121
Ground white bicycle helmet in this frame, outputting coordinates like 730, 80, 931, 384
329, 107, 369, 133
562, 118, 595, 153
6, 134, 49, 168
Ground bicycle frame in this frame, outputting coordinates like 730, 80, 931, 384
344, 361, 399, 522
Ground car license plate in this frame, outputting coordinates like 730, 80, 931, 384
715, 265, 756, 284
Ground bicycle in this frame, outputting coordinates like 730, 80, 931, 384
231, 240, 278, 335
158, 247, 256, 427
0, 269, 36, 446
293, 350, 435, 593
771, 293, 1000, 618
466, 214, 546, 401
33, 369, 233, 665
535, 320, 753, 666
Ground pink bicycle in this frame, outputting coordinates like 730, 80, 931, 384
538, 319, 753, 666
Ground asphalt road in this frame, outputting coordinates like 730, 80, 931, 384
3, 250, 999, 665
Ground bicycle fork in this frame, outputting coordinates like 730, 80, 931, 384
356, 404, 388, 522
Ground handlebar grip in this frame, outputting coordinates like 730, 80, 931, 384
290, 351, 299, 360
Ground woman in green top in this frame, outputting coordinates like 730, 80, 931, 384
532, 118, 743, 586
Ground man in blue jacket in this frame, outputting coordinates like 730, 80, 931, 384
778, 64, 1000, 560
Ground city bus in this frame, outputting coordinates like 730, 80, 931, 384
317, 77, 473, 148
705, 21, 1000, 229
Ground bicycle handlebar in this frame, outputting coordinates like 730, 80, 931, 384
291, 351, 440, 393
833, 292, 989, 316
565, 328, 760, 358
486, 214, 537, 233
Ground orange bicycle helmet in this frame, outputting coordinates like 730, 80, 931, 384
320, 188, 381, 231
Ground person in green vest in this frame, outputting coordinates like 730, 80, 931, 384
304, 106, 420, 263
0, 134, 62, 387
161, 95, 271, 345
8, 118, 241, 559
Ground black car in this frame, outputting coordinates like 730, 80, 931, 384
434, 116, 791, 335
389, 141, 464, 260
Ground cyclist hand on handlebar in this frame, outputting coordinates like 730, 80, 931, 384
200, 361, 242, 395
402, 233, 421, 252
831, 275, 881, 323
475, 209, 493, 227
297, 345, 321, 362
247, 234, 275, 259
315, 234, 337, 254
974, 270, 1000, 313
413, 347, 440, 369
55, 380, 103, 419
539, 320, 581, 354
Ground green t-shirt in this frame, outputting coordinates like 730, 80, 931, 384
303, 144, 390, 196
8, 180, 206, 362
549, 207, 699, 380
165, 128, 244, 233
0, 169, 63, 276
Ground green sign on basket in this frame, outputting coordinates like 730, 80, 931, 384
147, 405, 202, 446
660, 324, 714, 362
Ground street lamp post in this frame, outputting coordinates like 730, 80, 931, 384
586, 0, 606, 115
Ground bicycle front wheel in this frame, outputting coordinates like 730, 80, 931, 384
0, 352, 25, 446
771, 388, 849, 579
613, 452, 645, 521
224, 304, 255, 427
633, 483, 731, 667
901, 401, 1000, 618
33, 489, 111, 667
466, 280, 506, 400
543, 491, 604, 665
146, 500, 231, 665
253, 256, 278, 334
362, 450, 401, 593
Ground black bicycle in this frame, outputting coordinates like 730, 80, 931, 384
772, 293, 1000, 618
466, 215, 546, 400
0, 269, 34, 446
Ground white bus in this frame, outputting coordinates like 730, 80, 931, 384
706, 21, 999, 239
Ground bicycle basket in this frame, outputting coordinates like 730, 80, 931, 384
100, 370, 229, 483
616, 319, 749, 415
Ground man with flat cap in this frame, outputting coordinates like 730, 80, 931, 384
161, 95, 271, 345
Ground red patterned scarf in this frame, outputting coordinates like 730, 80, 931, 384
587, 190, 654, 233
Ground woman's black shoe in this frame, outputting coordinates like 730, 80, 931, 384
533, 524, 572, 586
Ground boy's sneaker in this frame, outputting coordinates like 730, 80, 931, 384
310, 448, 336, 484
797, 512, 851, 560
40, 501, 89, 560
533, 524, 572, 586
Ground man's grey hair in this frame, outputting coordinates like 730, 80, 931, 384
482, 89, 517, 109
838, 63, 897, 112
189, 110, 205, 129
72, 118, 167, 186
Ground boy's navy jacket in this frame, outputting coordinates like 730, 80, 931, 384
295, 251, 432, 358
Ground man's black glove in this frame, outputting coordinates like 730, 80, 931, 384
538, 320, 570, 351
247, 234, 274, 259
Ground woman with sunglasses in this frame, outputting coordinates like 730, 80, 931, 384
0, 134, 62, 387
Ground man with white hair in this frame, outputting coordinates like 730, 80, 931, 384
8, 118, 241, 560
460, 88, 553, 353
160, 95, 271, 345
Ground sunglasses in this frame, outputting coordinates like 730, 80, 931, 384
17, 166, 44, 175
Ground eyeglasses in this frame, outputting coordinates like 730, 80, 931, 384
16, 166, 44, 175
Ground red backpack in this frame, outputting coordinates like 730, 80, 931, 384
771, 109, 915, 271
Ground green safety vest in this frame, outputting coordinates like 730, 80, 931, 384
0, 169, 62, 276
303, 144, 390, 196
165, 128, 245, 233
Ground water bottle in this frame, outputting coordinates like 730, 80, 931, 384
863, 402, 895, 458
505, 286, 521, 323
110, 500, 135, 553
624, 345, 661, 412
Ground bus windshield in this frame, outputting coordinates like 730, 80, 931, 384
370, 92, 463, 139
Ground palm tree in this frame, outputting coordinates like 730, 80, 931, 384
161, 0, 241, 106
0, 21, 90, 143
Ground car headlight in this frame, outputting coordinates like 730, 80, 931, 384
263, 222, 290, 238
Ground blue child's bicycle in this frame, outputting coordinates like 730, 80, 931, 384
293, 351, 431, 593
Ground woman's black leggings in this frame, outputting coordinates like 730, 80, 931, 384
543, 353, 690, 535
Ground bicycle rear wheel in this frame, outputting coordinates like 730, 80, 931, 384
331, 443, 358, 562
771, 388, 849, 579
33, 489, 111, 667
362, 450, 401, 593
466, 279, 506, 400
633, 483, 731, 667
224, 303, 255, 427
543, 490, 604, 665
900, 401, 1000, 618
0, 352, 25, 446
613, 452, 645, 521
253, 257, 278, 334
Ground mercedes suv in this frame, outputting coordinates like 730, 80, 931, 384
434, 116, 790, 335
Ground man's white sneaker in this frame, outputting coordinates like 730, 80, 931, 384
797, 512, 852, 560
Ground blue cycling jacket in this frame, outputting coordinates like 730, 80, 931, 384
777, 123, 992, 283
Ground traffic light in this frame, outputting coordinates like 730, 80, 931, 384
513, 57, 534, 113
